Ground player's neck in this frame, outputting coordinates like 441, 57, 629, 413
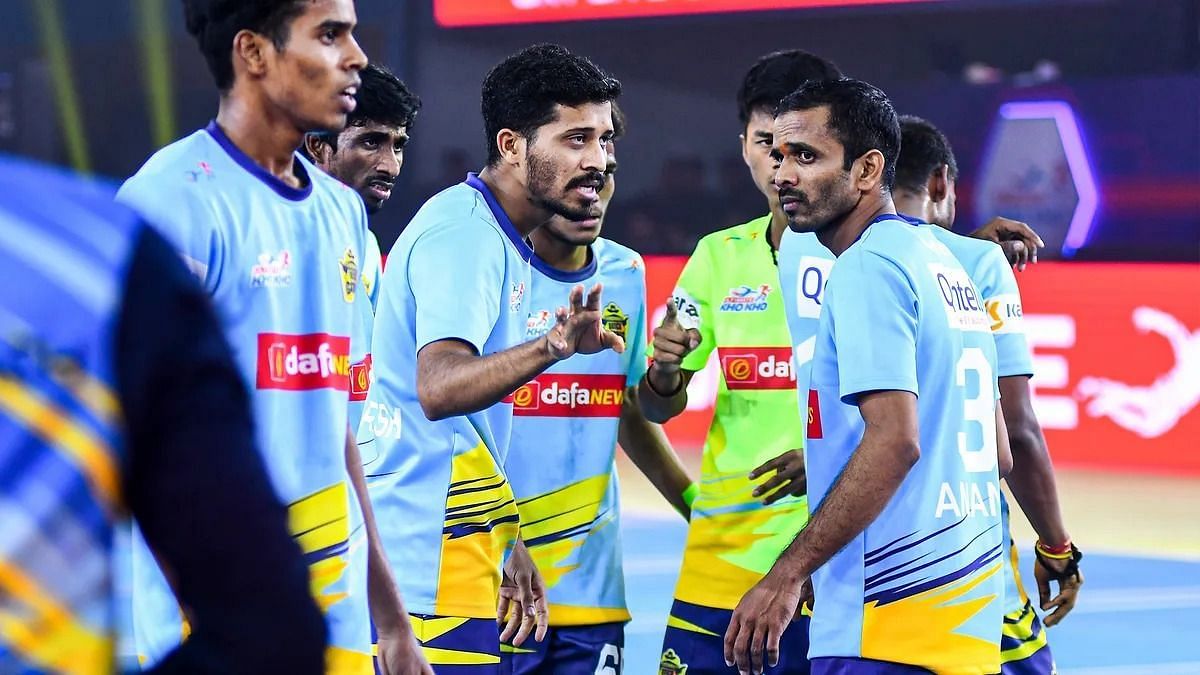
892, 189, 935, 226
768, 208, 790, 250
215, 96, 305, 188
530, 229, 590, 271
477, 166, 552, 237
818, 195, 897, 257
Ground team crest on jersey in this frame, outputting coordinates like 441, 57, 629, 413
509, 281, 526, 312
659, 648, 688, 674
250, 249, 292, 288
525, 309, 553, 338
602, 302, 628, 340
720, 284, 770, 312
338, 247, 358, 303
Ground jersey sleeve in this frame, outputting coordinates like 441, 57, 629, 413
625, 257, 650, 386
408, 220, 505, 354
673, 239, 717, 371
828, 251, 919, 404
976, 246, 1034, 378
115, 177, 227, 294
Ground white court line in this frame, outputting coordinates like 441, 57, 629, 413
1072, 586, 1200, 614
1064, 661, 1200, 675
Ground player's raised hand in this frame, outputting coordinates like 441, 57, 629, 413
750, 449, 807, 505
651, 300, 702, 376
498, 538, 549, 647
969, 216, 1045, 271
724, 569, 804, 675
545, 283, 625, 360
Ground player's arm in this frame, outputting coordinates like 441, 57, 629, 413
968, 216, 1045, 270
618, 385, 694, 518
344, 428, 432, 674
725, 390, 920, 674
119, 227, 325, 675
637, 300, 702, 423
996, 400, 1014, 477
418, 284, 623, 420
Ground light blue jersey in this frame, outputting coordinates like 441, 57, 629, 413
777, 228, 835, 407
504, 238, 648, 627
116, 122, 373, 671
806, 215, 1004, 674
347, 231, 383, 435
361, 173, 530, 619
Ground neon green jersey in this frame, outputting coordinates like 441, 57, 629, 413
655, 216, 809, 610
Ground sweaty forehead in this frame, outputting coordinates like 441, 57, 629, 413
774, 106, 837, 149
341, 121, 406, 141
299, 0, 358, 23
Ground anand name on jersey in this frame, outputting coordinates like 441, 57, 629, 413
116, 122, 373, 671
504, 238, 648, 627
361, 174, 530, 619
806, 216, 1004, 675
658, 216, 809, 611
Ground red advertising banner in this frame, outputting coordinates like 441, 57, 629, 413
643, 257, 1200, 476
435, 0, 944, 27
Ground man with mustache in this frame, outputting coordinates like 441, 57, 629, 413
303, 61, 420, 433
725, 78, 1009, 675
502, 105, 694, 675
361, 44, 626, 673
116, 1, 429, 672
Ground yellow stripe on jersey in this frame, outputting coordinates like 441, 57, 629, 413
861, 561, 1003, 675
435, 443, 520, 618
0, 376, 120, 512
1001, 602, 1049, 664
287, 481, 351, 555
547, 604, 630, 626
325, 645, 374, 674
666, 613, 719, 637
0, 560, 112, 674
516, 474, 609, 592
410, 616, 501, 666
1007, 536, 1032, 606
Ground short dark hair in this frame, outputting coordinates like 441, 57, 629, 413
776, 78, 901, 192
481, 44, 621, 165
304, 63, 421, 154
737, 50, 842, 129
183, 0, 309, 91
611, 100, 627, 140
895, 115, 959, 193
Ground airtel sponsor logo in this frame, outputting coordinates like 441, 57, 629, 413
256, 333, 351, 391
510, 374, 625, 417
718, 347, 796, 391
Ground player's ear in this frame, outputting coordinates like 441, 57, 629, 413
854, 149, 886, 192
233, 29, 270, 79
496, 128, 524, 168
928, 164, 951, 204
304, 134, 333, 165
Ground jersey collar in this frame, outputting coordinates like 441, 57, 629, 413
465, 172, 535, 262
205, 121, 312, 202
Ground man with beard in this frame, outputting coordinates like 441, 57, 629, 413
361, 44, 626, 673
502, 105, 694, 675
725, 78, 1010, 675
303, 62, 420, 433
115, 1, 429, 672
893, 115, 1082, 675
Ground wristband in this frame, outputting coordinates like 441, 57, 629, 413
645, 363, 684, 397
1035, 539, 1074, 559
682, 483, 699, 508
1034, 542, 1083, 582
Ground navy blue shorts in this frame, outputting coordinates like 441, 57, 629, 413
502, 622, 624, 674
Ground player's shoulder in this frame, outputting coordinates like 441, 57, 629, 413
395, 183, 505, 257
694, 215, 771, 254
117, 129, 226, 213
780, 227, 833, 259
926, 223, 1003, 268
593, 237, 646, 279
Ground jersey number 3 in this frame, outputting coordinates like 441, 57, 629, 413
956, 347, 997, 473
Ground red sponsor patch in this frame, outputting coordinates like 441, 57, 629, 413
349, 354, 372, 401
511, 373, 626, 418
256, 333, 351, 391
807, 389, 823, 440
718, 347, 796, 391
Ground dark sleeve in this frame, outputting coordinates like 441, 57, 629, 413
115, 226, 327, 675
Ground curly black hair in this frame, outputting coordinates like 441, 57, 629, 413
895, 115, 959, 194
481, 44, 621, 166
738, 50, 842, 130
183, 0, 308, 91
777, 78, 901, 192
